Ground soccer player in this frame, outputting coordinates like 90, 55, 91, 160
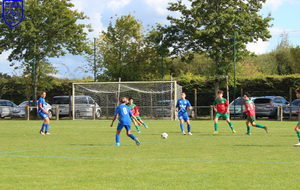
127, 97, 148, 133
111, 97, 140, 146
38, 91, 50, 135
243, 92, 268, 135
213, 90, 236, 134
293, 88, 300, 147
176, 92, 192, 135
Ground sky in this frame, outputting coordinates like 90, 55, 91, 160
1, 0, 300, 79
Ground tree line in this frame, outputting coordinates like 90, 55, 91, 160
0, 0, 299, 103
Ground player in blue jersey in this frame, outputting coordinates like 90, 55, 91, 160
38, 91, 50, 135
176, 92, 193, 135
111, 97, 140, 146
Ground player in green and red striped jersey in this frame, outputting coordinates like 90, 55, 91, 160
243, 92, 268, 135
293, 88, 300, 147
212, 90, 236, 134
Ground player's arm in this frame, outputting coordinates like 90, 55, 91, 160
212, 100, 217, 112
188, 100, 192, 110
39, 102, 48, 114
225, 100, 229, 113
110, 115, 117, 127
213, 105, 217, 112
243, 102, 250, 112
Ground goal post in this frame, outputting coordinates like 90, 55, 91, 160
72, 81, 182, 120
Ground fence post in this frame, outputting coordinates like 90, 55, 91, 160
277, 106, 280, 121
280, 105, 283, 122
93, 105, 96, 120
25, 105, 30, 121
194, 89, 197, 118
210, 105, 213, 120
56, 106, 59, 121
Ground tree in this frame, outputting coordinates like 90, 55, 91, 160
89, 14, 169, 81
0, 0, 92, 104
163, 0, 273, 94
291, 46, 300, 74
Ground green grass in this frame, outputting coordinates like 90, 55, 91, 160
0, 119, 299, 189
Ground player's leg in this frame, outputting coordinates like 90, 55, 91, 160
245, 119, 251, 135
186, 119, 192, 135
213, 115, 219, 134
39, 113, 48, 135
178, 115, 186, 135
125, 126, 140, 146
225, 116, 235, 133
44, 117, 50, 135
139, 117, 148, 129
116, 123, 123, 146
131, 117, 140, 133
251, 120, 268, 133
294, 122, 300, 147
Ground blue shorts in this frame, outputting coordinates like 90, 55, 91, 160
39, 112, 48, 119
117, 123, 131, 132
178, 113, 189, 122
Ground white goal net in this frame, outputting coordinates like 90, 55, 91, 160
72, 81, 182, 120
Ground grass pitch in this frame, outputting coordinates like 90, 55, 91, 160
0, 119, 299, 189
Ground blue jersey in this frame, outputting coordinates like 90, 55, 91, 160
114, 104, 133, 126
176, 99, 191, 115
38, 97, 46, 114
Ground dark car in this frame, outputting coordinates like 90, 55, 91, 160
254, 96, 289, 119
283, 99, 299, 119
0, 99, 17, 118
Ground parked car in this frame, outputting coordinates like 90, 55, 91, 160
229, 97, 258, 118
254, 96, 289, 119
0, 99, 17, 118
12, 100, 53, 119
153, 100, 195, 118
283, 99, 300, 119
52, 95, 101, 118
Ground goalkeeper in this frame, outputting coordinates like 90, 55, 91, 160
127, 97, 148, 133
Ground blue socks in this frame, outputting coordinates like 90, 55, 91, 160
40, 123, 46, 132
116, 134, 120, 144
188, 124, 191, 133
45, 124, 49, 132
128, 134, 136, 140
180, 123, 184, 132
41, 123, 49, 132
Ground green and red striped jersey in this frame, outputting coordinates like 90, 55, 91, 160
213, 98, 228, 113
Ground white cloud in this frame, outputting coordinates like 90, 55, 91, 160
265, 0, 300, 11
145, 0, 168, 15
247, 39, 270, 54
108, 0, 131, 11
71, 0, 86, 12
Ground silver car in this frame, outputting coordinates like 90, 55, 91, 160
0, 99, 17, 118
52, 95, 101, 118
12, 100, 53, 119
229, 97, 258, 118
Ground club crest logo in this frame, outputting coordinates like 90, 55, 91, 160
2, 0, 23, 27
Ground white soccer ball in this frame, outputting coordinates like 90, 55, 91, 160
161, 132, 168, 139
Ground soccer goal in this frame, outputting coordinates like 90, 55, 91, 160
72, 81, 182, 120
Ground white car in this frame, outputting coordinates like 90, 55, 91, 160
0, 99, 17, 118
12, 100, 53, 119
